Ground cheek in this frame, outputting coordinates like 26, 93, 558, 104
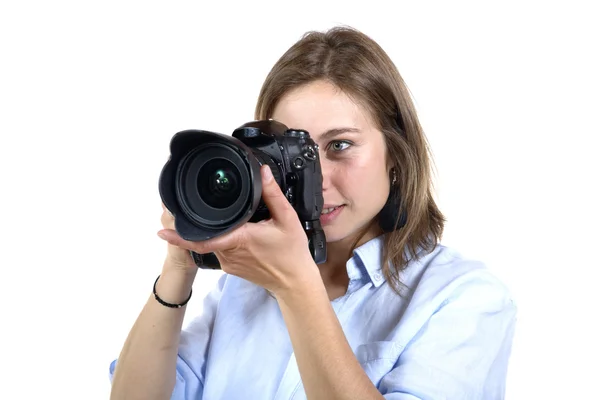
333, 155, 389, 204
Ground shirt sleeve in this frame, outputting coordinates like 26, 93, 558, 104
108, 273, 228, 400
380, 270, 517, 400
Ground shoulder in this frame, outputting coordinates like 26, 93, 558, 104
399, 244, 517, 323
374, 245, 518, 398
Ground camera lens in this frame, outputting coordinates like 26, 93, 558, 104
198, 159, 242, 209
175, 143, 252, 228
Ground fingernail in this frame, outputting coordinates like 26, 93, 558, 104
262, 166, 273, 183
157, 231, 167, 240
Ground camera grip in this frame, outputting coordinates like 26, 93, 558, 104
304, 220, 327, 264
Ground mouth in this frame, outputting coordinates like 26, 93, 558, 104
321, 205, 345, 215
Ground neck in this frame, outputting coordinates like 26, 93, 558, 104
318, 222, 382, 284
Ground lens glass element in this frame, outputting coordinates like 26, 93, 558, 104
198, 158, 242, 209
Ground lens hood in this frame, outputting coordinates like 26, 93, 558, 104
158, 129, 263, 242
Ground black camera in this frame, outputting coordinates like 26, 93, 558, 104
158, 119, 327, 269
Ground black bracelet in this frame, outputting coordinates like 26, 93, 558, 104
153, 275, 192, 308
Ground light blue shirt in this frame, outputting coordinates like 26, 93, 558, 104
109, 236, 517, 399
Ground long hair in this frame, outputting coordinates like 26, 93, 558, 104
255, 26, 445, 296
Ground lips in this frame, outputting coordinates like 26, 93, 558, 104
321, 206, 341, 215
319, 204, 345, 225
321, 204, 343, 215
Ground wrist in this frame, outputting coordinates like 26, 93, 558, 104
274, 265, 325, 306
155, 267, 197, 305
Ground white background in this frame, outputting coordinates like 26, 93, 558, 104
1, 1, 598, 399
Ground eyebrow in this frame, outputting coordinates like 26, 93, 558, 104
319, 127, 361, 141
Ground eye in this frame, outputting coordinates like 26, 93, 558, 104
328, 140, 352, 152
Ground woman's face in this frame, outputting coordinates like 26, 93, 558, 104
272, 80, 392, 244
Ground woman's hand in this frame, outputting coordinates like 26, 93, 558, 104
157, 165, 322, 295
160, 202, 197, 271
157, 202, 198, 305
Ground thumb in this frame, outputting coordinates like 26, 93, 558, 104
260, 165, 296, 225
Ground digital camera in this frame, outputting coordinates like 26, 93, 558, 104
158, 119, 327, 269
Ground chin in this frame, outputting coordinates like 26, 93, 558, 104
323, 225, 354, 244
323, 226, 343, 243
323, 220, 380, 245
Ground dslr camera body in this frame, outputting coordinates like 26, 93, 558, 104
159, 119, 327, 269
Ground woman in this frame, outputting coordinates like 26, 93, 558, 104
109, 26, 516, 400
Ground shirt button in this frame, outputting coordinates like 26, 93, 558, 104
373, 272, 382, 282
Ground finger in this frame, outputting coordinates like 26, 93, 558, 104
161, 207, 174, 229
260, 165, 296, 225
158, 226, 245, 254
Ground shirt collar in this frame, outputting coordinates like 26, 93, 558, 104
347, 235, 387, 288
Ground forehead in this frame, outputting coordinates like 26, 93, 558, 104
271, 81, 375, 140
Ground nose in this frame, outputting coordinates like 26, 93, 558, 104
319, 157, 334, 192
